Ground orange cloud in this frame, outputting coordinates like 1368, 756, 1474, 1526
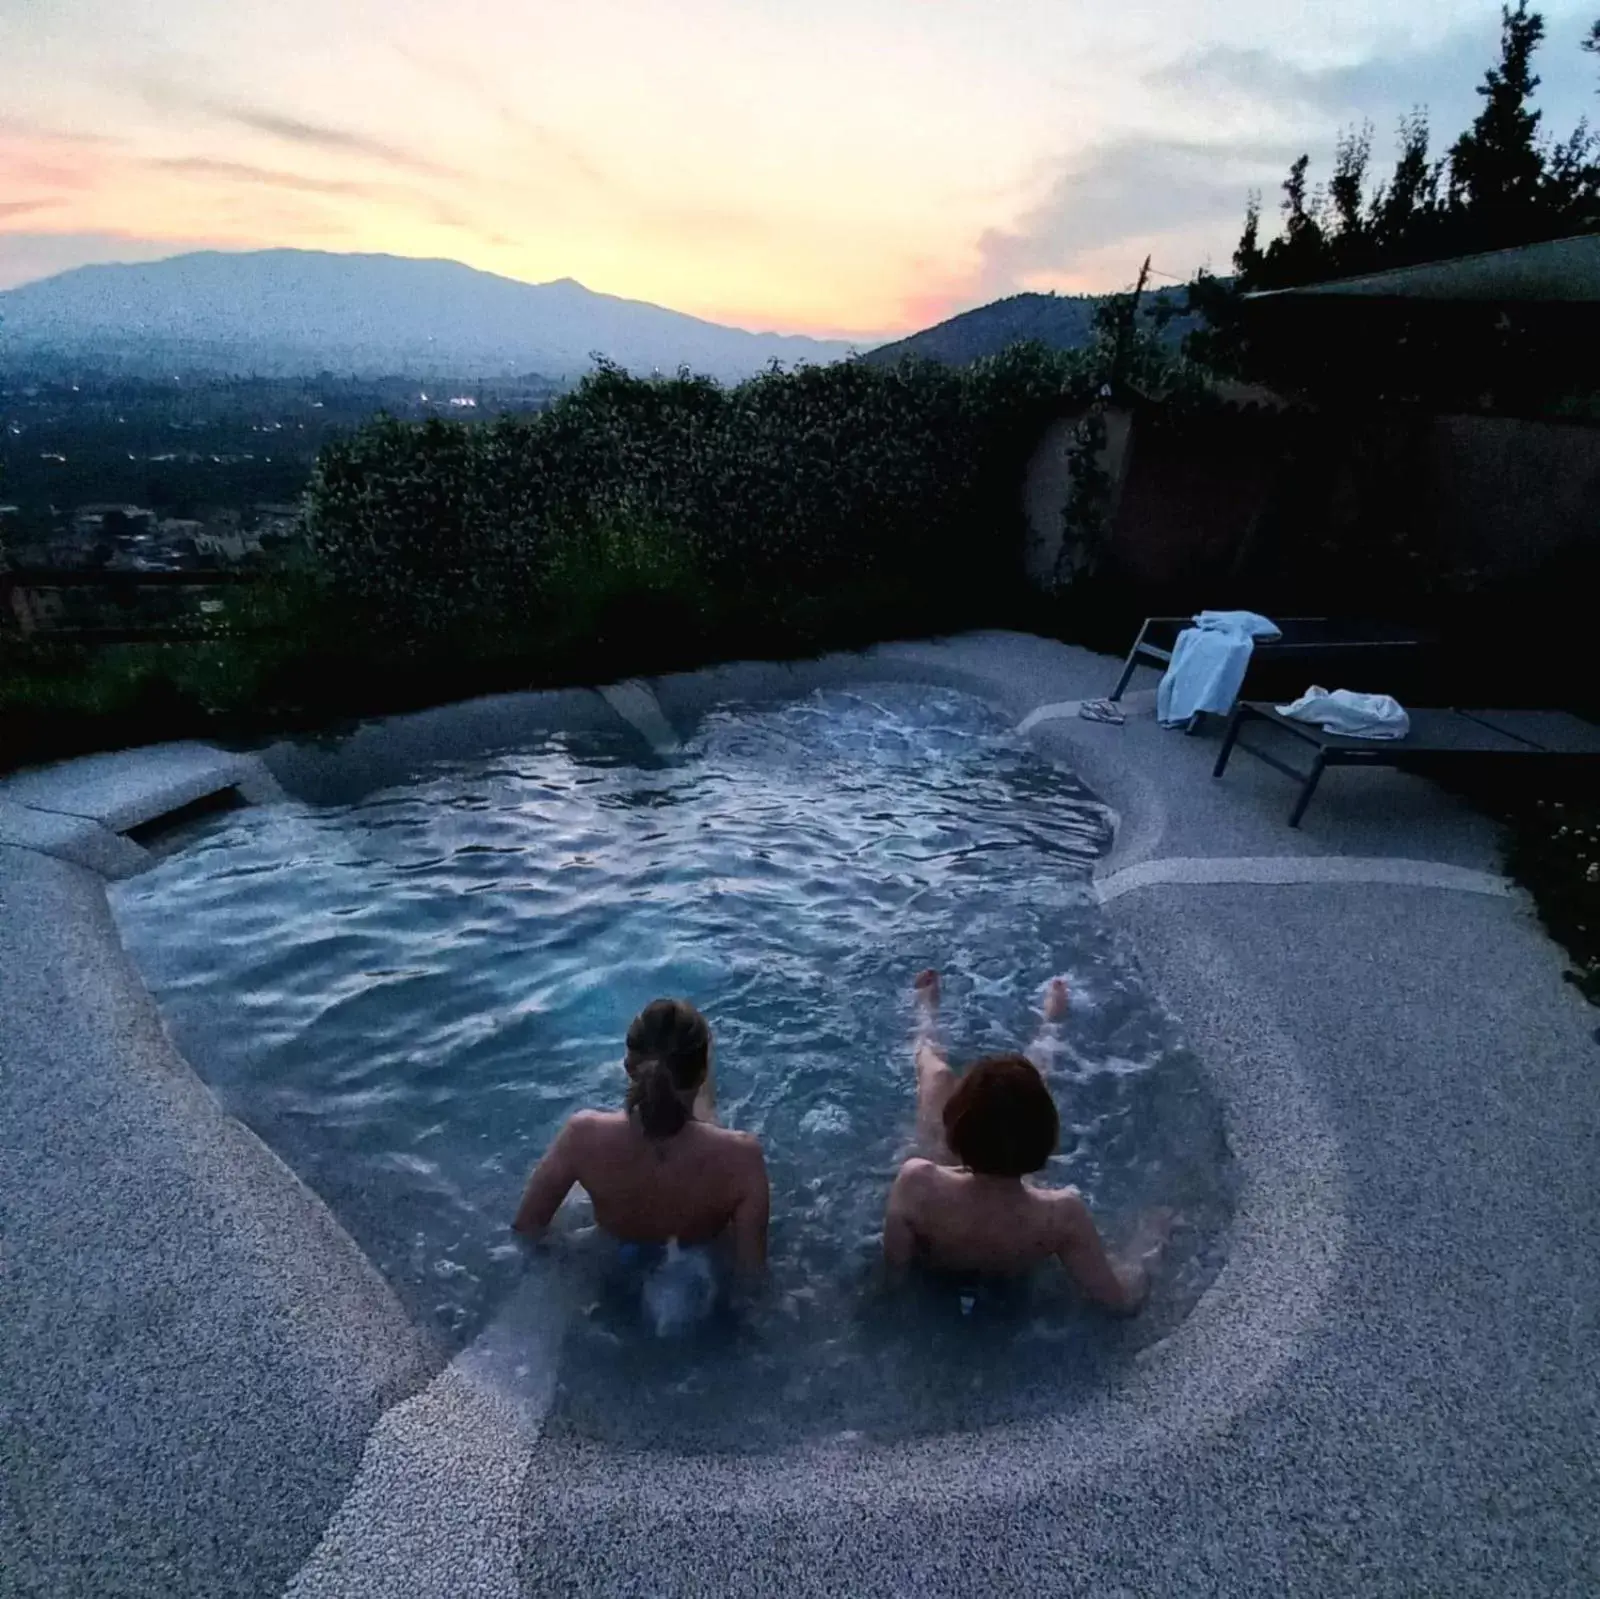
0, 198, 61, 220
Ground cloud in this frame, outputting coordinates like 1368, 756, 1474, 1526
6, 159, 104, 191
0, 123, 110, 194
1149, 17, 1599, 145
390, 42, 617, 192
0, 117, 123, 149
214, 104, 458, 178
136, 78, 459, 181
1148, 35, 1496, 125
421, 196, 517, 248
147, 155, 382, 198
972, 135, 1294, 298
0, 198, 61, 220
946, 16, 1600, 320
146, 155, 517, 249
388, 42, 765, 248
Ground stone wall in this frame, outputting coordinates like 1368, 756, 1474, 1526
1019, 409, 1133, 589
1420, 413, 1600, 578
1020, 403, 1600, 597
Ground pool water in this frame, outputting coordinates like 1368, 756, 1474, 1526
113, 686, 1234, 1448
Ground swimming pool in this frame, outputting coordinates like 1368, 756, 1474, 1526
112, 685, 1233, 1449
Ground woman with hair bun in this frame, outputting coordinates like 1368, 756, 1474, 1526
513, 998, 769, 1279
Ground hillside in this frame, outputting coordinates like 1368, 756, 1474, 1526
864, 289, 1194, 366
0, 250, 856, 383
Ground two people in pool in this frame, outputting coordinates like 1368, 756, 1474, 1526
512, 972, 1168, 1312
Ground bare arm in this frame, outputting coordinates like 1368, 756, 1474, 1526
729, 1143, 770, 1275
1055, 1192, 1148, 1314
511, 1117, 584, 1238
881, 1161, 927, 1274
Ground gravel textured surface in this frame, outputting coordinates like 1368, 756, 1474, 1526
0, 740, 279, 830
0, 843, 435, 1598
3, 630, 1596, 1598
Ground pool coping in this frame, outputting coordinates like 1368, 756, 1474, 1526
8, 628, 1594, 1596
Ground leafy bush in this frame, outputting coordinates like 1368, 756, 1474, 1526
1504, 798, 1600, 1004
538, 505, 708, 667
304, 347, 1100, 658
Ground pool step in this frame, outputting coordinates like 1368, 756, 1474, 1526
599, 678, 682, 755
0, 742, 283, 878
0, 798, 148, 878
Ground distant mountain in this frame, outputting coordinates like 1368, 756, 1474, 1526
0, 250, 856, 383
863, 290, 1195, 366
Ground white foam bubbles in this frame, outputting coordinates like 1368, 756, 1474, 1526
799, 1101, 852, 1137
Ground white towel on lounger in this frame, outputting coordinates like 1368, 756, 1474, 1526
1156, 611, 1281, 728
1276, 686, 1410, 740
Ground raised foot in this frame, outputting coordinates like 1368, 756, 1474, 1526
1042, 977, 1069, 1023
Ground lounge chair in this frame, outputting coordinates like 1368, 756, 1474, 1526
1213, 702, 1600, 827
1110, 616, 1431, 704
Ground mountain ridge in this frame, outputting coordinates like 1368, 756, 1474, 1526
0, 249, 858, 382
864, 288, 1196, 366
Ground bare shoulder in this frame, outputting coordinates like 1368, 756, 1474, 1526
713, 1125, 767, 1168
891, 1156, 940, 1196
562, 1108, 623, 1148
1045, 1184, 1094, 1238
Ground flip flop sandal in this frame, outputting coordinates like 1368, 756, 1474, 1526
1078, 699, 1126, 726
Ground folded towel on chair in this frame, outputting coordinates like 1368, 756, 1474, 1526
1276, 686, 1410, 740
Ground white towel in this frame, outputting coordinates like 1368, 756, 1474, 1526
1194, 610, 1283, 639
1157, 611, 1281, 728
1276, 686, 1410, 740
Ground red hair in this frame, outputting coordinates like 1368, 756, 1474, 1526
943, 1054, 1059, 1176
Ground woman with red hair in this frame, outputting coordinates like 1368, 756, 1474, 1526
882, 970, 1168, 1311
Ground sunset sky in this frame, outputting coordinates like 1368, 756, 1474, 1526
2, 0, 1596, 336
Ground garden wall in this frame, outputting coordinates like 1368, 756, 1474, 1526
1421, 413, 1600, 579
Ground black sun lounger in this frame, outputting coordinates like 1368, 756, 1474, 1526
1110, 617, 1430, 703
1214, 702, 1600, 827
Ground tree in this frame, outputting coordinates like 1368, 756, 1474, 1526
1545, 119, 1598, 211
1209, 4, 1598, 301
1330, 123, 1374, 239
1269, 154, 1334, 284
1367, 111, 1441, 254
1448, 2, 1547, 222
1281, 155, 1314, 239
1235, 193, 1264, 279
1185, 4, 1600, 407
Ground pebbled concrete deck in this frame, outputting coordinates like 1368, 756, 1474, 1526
2, 631, 1596, 1598
0, 843, 435, 1599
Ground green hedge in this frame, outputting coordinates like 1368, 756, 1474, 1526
1504, 798, 1600, 1004
305, 347, 1099, 659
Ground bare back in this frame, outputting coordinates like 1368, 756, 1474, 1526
514, 1109, 769, 1272
883, 1157, 1144, 1310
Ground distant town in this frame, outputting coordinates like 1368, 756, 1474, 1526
0, 369, 560, 575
